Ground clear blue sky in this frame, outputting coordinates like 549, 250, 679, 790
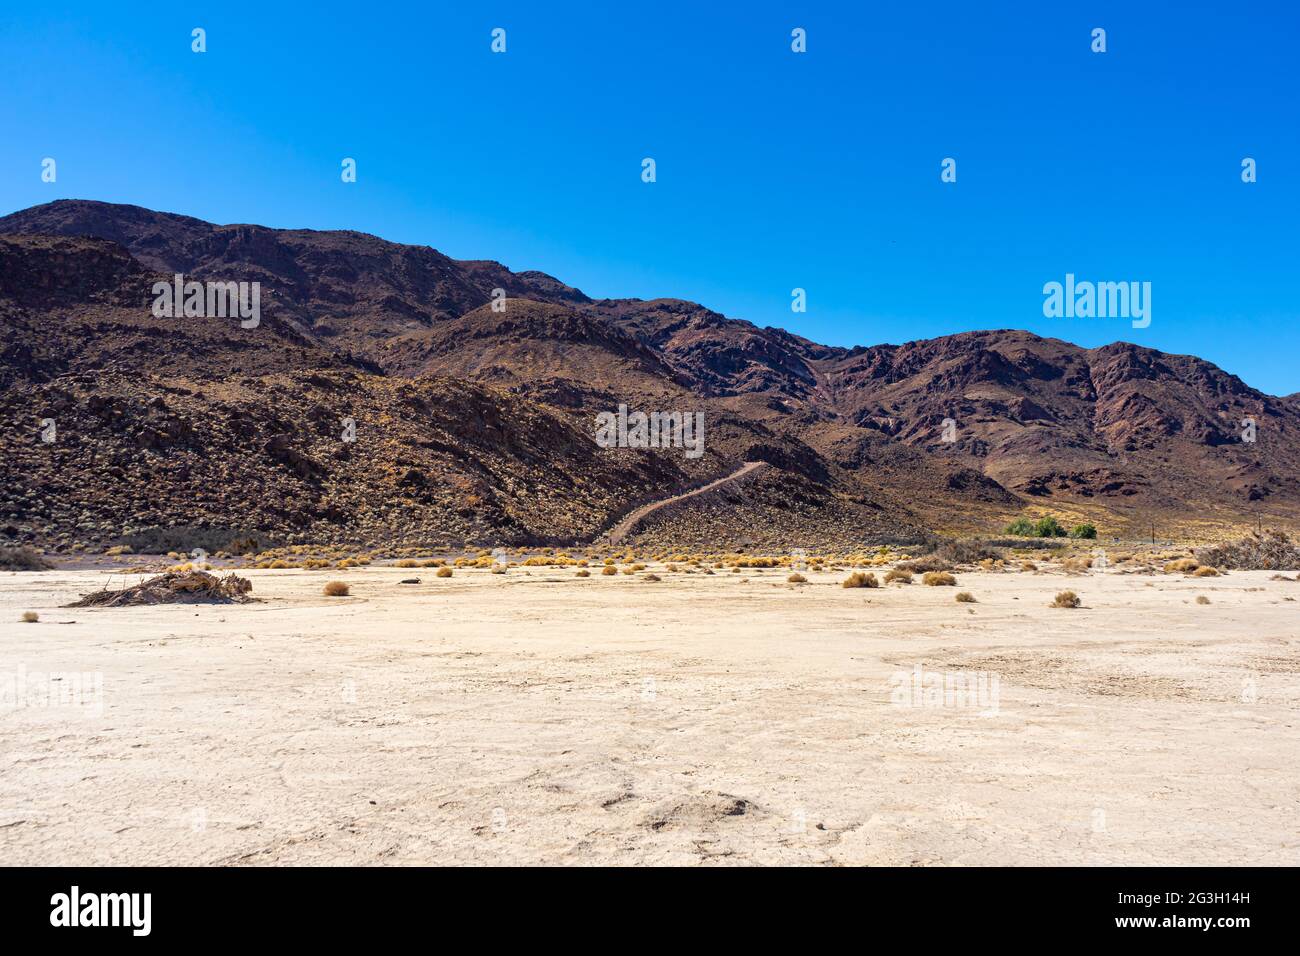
2, 1, 1297, 394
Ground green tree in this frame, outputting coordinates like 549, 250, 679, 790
1034, 516, 1067, 538
1004, 517, 1036, 536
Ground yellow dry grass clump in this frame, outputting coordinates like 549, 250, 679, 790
323, 581, 350, 597
923, 571, 957, 586
955, 591, 976, 603
842, 571, 878, 588
436, 567, 453, 578
1051, 590, 1081, 608
883, 569, 911, 584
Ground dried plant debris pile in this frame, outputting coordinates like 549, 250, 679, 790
67, 570, 253, 607
1194, 531, 1300, 571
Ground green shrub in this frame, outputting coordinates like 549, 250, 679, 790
1004, 517, 1036, 536
1069, 523, 1098, 540
1034, 516, 1067, 538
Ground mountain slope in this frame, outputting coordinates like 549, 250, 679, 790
2, 199, 1297, 550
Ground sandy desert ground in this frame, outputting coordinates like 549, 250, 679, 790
2, 563, 1298, 866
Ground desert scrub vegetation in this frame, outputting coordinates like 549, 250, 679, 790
436, 567, 453, 578
897, 554, 951, 574
883, 569, 912, 584
935, 539, 1004, 565
1196, 595, 1211, 605
575, 569, 590, 578
1194, 530, 1300, 571
1005, 516, 1066, 538
787, 572, 808, 584
601, 565, 618, 576
20, 611, 39, 623
1192, 565, 1220, 577
1061, 555, 1092, 574
1164, 558, 1200, 574
643, 573, 661, 582
841, 571, 879, 588
1004, 516, 1096, 539
322, 581, 350, 597
1051, 590, 1081, 608
0, 547, 54, 571
922, 571, 957, 586
954, 591, 977, 603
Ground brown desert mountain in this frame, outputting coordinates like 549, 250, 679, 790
2, 200, 1297, 553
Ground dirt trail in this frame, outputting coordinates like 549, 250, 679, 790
604, 461, 765, 545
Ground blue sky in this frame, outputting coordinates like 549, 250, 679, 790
2, 1, 1297, 394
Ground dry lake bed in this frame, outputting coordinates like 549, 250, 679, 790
2, 564, 1298, 865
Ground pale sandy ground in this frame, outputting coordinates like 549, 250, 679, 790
2, 564, 1298, 866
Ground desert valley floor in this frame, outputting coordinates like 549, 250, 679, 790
3, 565, 1298, 866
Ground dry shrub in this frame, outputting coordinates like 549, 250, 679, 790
323, 580, 350, 597
1020, 560, 1037, 572
897, 554, 950, 574
643, 573, 661, 582
395, 559, 420, 568
936, 539, 1003, 565
1051, 590, 1081, 608
1195, 595, 1210, 605
1192, 565, 1220, 577
0, 547, 54, 571
1195, 530, 1300, 571
787, 573, 808, 584
436, 567, 453, 578
955, 591, 977, 603
1062, 556, 1092, 573
21, 611, 39, 623
575, 570, 590, 577
601, 565, 618, 576
1269, 573, 1295, 582
1164, 558, 1200, 574
883, 569, 912, 584
922, 571, 957, 586
842, 571, 879, 589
